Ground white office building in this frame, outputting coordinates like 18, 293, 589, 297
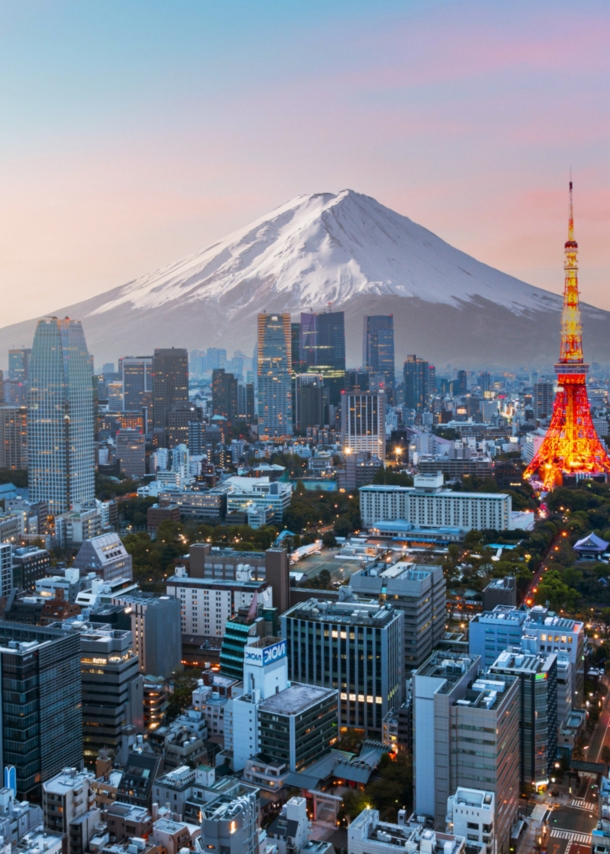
166, 566, 272, 639
360, 474, 511, 533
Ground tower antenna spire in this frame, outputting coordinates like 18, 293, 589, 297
568, 174, 574, 242
524, 179, 610, 489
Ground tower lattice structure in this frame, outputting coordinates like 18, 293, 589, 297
524, 183, 610, 490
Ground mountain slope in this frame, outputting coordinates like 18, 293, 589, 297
1, 189, 608, 368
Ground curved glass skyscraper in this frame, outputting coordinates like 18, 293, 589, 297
28, 317, 95, 513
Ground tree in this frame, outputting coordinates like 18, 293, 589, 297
322, 531, 337, 548
166, 672, 199, 723
535, 569, 579, 612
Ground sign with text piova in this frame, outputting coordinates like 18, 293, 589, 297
244, 640, 286, 666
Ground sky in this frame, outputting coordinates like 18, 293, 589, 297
0, 0, 609, 325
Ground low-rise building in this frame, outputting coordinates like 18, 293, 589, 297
348, 810, 468, 854
360, 474, 511, 533
195, 788, 258, 854
42, 769, 95, 854
73, 533, 133, 583
446, 788, 495, 852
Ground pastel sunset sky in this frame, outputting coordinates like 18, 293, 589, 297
1, 0, 609, 324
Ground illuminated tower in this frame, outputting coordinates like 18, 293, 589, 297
524, 183, 610, 489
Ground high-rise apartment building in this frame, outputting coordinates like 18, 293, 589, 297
257, 313, 293, 439
152, 348, 189, 440
413, 652, 520, 854
121, 357, 153, 411
300, 311, 346, 403
340, 390, 386, 461
0, 622, 83, 798
281, 598, 404, 737
403, 355, 429, 411
28, 317, 95, 514
212, 369, 239, 427
8, 348, 31, 383
533, 381, 554, 420
490, 649, 558, 790
363, 316, 395, 392
0, 404, 27, 469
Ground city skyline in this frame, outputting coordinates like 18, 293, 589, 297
0, 1, 609, 329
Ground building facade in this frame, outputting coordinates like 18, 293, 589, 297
360, 475, 512, 533
341, 391, 386, 461
0, 622, 83, 797
363, 315, 395, 393
349, 561, 446, 671
151, 348, 189, 441
0, 405, 27, 470
257, 313, 293, 439
28, 317, 95, 513
281, 598, 404, 736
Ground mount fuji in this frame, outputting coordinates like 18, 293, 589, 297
1, 189, 609, 368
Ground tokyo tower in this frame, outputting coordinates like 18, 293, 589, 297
524, 182, 610, 490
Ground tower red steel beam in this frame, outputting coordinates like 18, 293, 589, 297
524, 182, 610, 490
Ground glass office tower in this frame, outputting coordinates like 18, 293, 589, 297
28, 317, 95, 513
363, 315, 395, 393
257, 313, 293, 438
299, 311, 346, 404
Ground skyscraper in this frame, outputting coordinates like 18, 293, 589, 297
8, 347, 31, 383
299, 311, 346, 403
290, 322, 302, 375
294, 374, 325, 431
363, 315, 395, 392
151, 348, 188, 442
533, 380, 554, 421
340, 390, 386, 460
0, 404, 28, 469
212, 368, 239, 428
403, 355, 429, 412
28, 317, 95, 513
0, 621, 83, 798
257, 313, 293, 439
121, 356, 152, 411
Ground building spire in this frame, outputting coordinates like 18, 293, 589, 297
560, 179, 582, 363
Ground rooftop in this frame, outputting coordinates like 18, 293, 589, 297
416, 652, 479, 690
491, 649, 554, 674
259, 682, 336, 715
43, 768, 93, 794
452, 788, 494, 809
284, 598, 400, 627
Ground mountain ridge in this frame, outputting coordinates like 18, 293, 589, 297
1, 189, 608, 369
